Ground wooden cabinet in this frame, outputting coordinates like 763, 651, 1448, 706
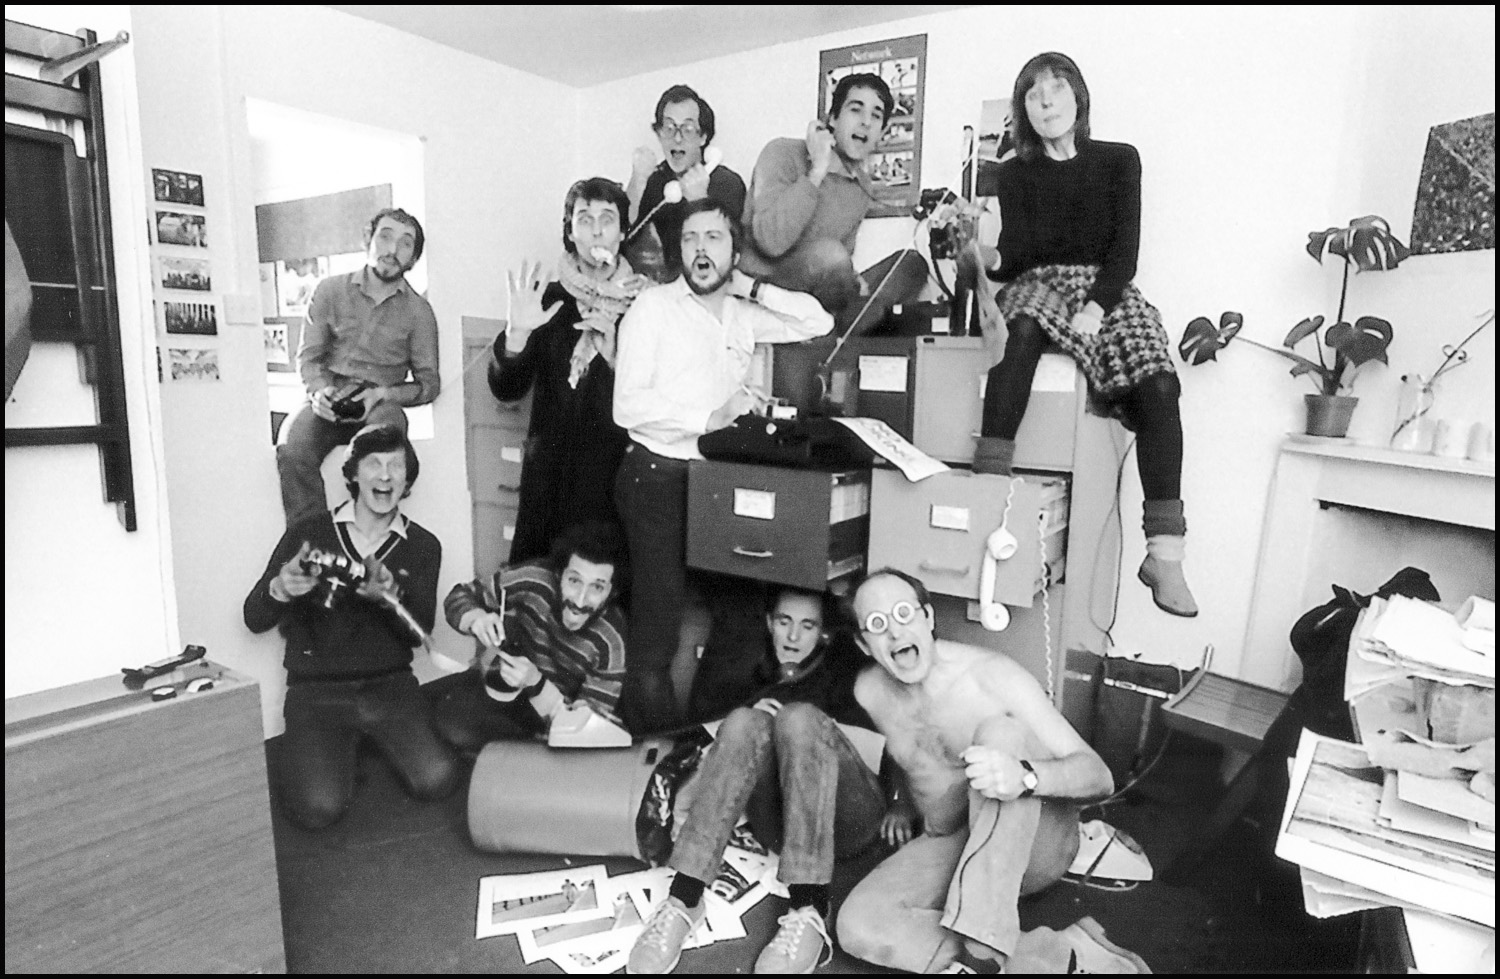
5, 661, 285, 973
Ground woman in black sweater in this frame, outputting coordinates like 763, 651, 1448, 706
969, 52, 1196, 617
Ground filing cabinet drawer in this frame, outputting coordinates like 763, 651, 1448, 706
473, 497, 520, 578
868, 468, 1067, 608
468, 425, 527, 501
463, 334, 531, 433
687, 461, 870, 590
771, 336, 1079, 469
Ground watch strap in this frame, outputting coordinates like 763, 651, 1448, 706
1019, 758, 1038, 798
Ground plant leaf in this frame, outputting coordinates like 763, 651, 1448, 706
1343, 215, 1410, 271
1178, 313, 1241, 364
1326, 315, 1394, 366
1306, 227, 1343, 264
1284, 315, 1324, 348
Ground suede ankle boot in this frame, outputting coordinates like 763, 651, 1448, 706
973, 437, 1015, 476
1138, 535, 1199, 618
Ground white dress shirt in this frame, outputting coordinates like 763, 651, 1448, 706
613, 277, 833, 459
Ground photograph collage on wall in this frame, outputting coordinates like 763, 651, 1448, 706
151, 167, 216, 379
819, 33, 927, 217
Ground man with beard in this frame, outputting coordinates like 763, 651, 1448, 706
739, 73, 928, 337
625, 84, 747, 282
612, 199, 833, 734
433, 521, 629, 748
278, 207, 439, 527
836, 570, 1114, 974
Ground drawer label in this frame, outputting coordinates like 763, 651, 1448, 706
930, 504, 971, 532
502, 524, 515, 541
857, 355, 909, 392
500, 446, 523, 464
733, 488, 776, 520
830, 481, 871, 523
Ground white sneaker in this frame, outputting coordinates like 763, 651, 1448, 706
627, 896, 703, 974
753, 905, 833, 974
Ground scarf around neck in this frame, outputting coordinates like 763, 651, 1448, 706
558, 251, 643, 389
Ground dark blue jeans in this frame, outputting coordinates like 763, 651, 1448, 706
277, 671, 458, 829
669, 703, 885, 886
613, 443, 691, 734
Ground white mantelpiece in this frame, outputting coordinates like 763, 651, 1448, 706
1238, 439, 1495, 691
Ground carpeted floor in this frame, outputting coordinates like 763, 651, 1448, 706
268, 727, 1360, 974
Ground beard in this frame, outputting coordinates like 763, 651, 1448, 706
369, 256, 408, 283
560, 600, 602, 630
684, 253, 733, 296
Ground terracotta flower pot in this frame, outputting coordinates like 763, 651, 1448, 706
1304, 394, 1358, 438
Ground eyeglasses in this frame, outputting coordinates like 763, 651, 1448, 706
862, 601, 919, 636
656, 121, 702, 141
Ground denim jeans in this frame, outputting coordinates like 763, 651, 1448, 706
276, 397, 408, 528
277, 671, 458, 829
669, 703, 885, 886
613, 444, 691, 734
429, 668, 547, 751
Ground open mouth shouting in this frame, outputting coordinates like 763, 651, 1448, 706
889, 641, 922, 673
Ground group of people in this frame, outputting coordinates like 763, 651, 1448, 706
247, 52, 1180, 974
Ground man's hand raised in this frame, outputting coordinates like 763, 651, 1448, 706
805, 119, 835, 185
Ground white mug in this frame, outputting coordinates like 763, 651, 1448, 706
1432, 419, 1469, 460
1467, 423, 1495, 465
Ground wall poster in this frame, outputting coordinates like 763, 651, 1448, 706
819, 34, 927, 217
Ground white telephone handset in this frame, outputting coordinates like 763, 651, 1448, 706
703, 146, 723, 172
978, 525, 1018, 631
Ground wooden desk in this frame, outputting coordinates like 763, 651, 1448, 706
5, 661, 285, 973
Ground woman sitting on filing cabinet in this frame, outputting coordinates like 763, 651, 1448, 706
964, 51, 1196, 617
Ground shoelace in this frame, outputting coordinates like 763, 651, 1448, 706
767, 907, 833, 967
639, 902, 694, 951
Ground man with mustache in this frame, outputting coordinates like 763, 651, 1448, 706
612, 199, 833, 734
433, 521, 628, 747
837, 569, 1115, 974
278, 207, 439, 528
739, 72, 928, 338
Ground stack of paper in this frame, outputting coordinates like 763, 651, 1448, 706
475, 829, 786, 974
1347, 596, 1497, 702
1276, 730, 1494, 928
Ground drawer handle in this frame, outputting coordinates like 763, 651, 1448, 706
732, 546, 774, 559
919, 560, 970, 576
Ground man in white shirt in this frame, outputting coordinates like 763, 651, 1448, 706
612, 198, 834, 733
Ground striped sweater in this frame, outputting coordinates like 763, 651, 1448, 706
443, 560, 627, 724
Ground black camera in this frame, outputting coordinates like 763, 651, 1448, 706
303, 546, 368, 609
328, 382, 369, 421
912, 188, 965, 261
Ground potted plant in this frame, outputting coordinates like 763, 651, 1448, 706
1179, 215, 1410, 437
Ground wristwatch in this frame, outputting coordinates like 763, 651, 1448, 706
1018, 759, 1039, 798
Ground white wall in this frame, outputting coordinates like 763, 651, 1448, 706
127, 4, 581, 735
578, 5, 1496, 683
4, 5, 182, 698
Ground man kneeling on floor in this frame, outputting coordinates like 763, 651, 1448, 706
244, 424, 458, 829
433, 520, 628, 748
628, 587, 903, 975
837, 569, 1115, 974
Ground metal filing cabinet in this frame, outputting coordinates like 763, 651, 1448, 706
686, 460, 871, 590
463, 322, 524, 577
770, 335, 1079, 467
867, 468, 1068, 608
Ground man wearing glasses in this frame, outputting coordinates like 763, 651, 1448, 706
837, 569, 1114, 974
626, 84, 747, 283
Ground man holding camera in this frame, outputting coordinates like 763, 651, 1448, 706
278, 207, 439, 528
738, 72, 928, 338
246, 424, 458, 830
431, 521, 629, 749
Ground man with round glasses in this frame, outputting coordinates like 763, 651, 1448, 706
626, 84, 747, 282
837, 569, 1114, 974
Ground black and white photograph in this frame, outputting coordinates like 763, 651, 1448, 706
155, 209, 207, 247
5, 6, 1495, 979
475, 865, 610, 939
167, 346, 219, 381
158, 255, 211, 291
152, 167, 205, 206
164, 300, 217, 335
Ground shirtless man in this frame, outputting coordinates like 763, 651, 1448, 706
836, 569, 1113, 974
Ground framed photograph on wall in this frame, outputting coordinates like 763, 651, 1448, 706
152, 168, 205, 207
158, 255, 211, 291
155, 210, 206, 247
818, 34, 928, 217
164, 300, 217, 336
